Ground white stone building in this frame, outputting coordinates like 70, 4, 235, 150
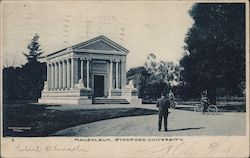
38, 36, 141, 105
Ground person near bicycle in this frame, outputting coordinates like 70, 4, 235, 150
168, 90, 175, 106
201, 90, 209, 114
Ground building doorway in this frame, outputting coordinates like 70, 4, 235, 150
93, 75, 104, 97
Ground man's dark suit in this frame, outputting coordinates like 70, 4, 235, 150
156, 96, 170, 131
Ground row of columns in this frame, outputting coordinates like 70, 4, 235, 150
47, 57, 91, 91
47, 59, 71, 90
47, 58, 120, 93
47, 58, 73, 90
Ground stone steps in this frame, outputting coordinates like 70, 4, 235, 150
92, 98, 129, 104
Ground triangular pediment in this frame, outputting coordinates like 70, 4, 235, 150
77, 40, 119, 51
47, 36, 128, 58
72, 36, 129, 53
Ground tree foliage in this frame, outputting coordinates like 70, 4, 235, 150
23, 33, 44, 63
3, 34, 46, 102
180, 3, 245, 103
3, 63, 46, 101
127, 54, 180, 99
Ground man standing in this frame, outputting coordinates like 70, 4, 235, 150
168, 90, 175, 102
156, 93, 171, 131
201, 90, 209, 114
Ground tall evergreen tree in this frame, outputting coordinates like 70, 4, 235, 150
23, 33, 44, 63
3, 33, 46, 102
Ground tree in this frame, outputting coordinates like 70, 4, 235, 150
127, 66, 149, 98
127, 54, 180, 99
180, 3, 245, 103
23, 33, 44, 63
3, 34, 46, 103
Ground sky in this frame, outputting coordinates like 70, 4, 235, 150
2, 1, 194, 69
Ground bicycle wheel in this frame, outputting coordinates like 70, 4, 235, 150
208, 105, 218, 115
194, 104, 203, 112
171, 102, 177, 109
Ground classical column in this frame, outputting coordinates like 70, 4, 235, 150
121, 59, 127, 89
86, 59, 90, 89
115, 60, 119, 89
71, 57, 74, 89
55, 62, 59, 90
109, 59, 113, 98
50, 63, 53, 90
47, 63, 50, 90
67, 59, 70, 89
118, 61, 121, 89
58, 61, 62, 90
54, 63, 57, 90
62, 60, 66, 90
80, 58, 84, 82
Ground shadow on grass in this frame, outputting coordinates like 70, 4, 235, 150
167, 127, 205, 132
3, 103, 157, 137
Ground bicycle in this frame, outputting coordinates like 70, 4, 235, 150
194, 100, 218, 114
170, 101, 177, 109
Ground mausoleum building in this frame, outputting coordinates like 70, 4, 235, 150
39, 35, 141, 105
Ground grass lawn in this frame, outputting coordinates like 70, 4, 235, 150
176, 101, 246, 112
3, 103, 157, 137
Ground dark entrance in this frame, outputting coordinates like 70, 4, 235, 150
94, 75, 104, 97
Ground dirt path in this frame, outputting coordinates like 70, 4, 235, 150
52, 109, 245, 136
